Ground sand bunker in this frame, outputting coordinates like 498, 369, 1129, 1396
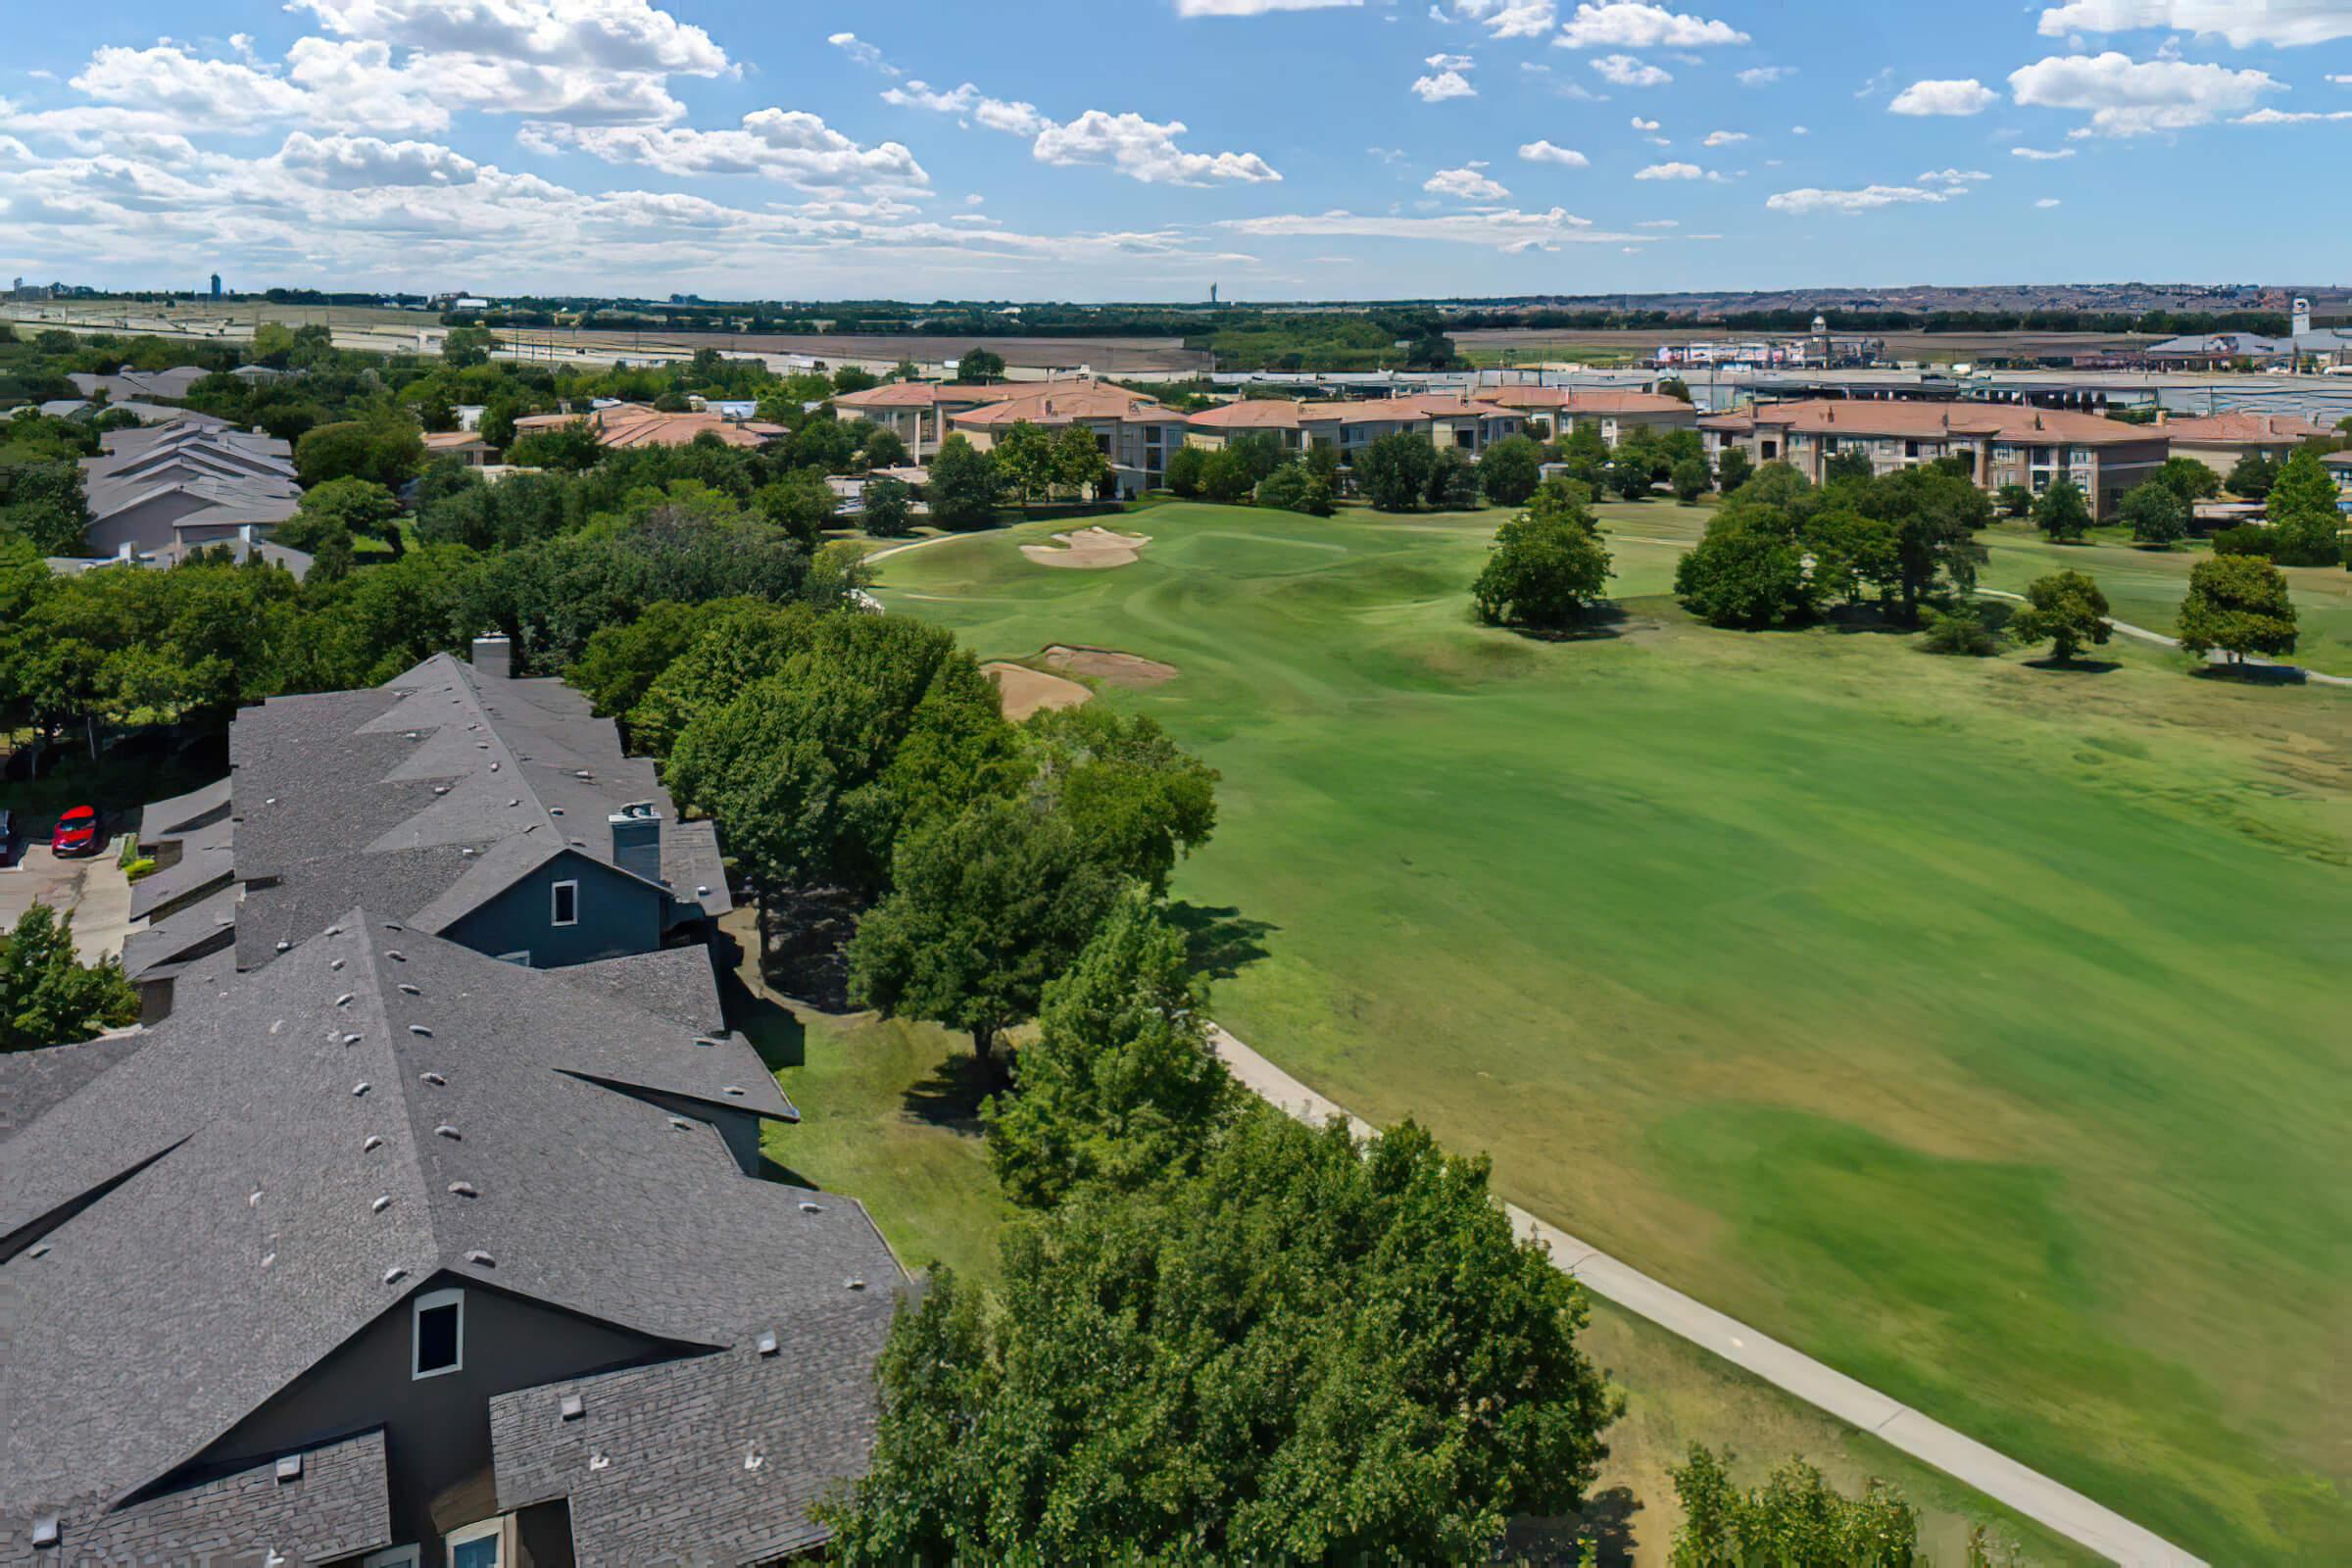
982, 662, 1093, 721
1020, 526, 1152, 570
1042, 645, 1179, 688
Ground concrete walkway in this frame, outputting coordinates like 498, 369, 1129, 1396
0, 840, 135, 964
1208, 1023, 2207, 1568
1974, 587, 2350, 687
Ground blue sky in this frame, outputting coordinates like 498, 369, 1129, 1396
2, 0, 2347, 301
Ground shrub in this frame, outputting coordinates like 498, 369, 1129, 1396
1919, 603, 2006, 657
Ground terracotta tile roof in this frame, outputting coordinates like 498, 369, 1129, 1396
422, 430, 486, 450
2156, 412, 2333, 445
1731, 399, 2161, 446
1474, 387, 1693, 416
1332, 395, 1519, 424
950, 385, 1174, 428
513, 404, 781, 449
1188, 399, 1317, 430
835, 378, 1089, 411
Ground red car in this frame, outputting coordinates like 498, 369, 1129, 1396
51, 805, 104, 858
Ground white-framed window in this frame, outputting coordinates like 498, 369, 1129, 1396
550, 880, 579, 927
413, 1287, 464, 1380
445, 1518, 508, 1568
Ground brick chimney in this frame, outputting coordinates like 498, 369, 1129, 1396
470, 633, 512, 679
609, 802, 662, 884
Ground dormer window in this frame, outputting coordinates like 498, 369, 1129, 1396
551, 880, 579, 927
413, 1288, 463, 1379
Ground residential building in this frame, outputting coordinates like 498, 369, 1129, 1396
0, 907, 900, 1567
1184, 395, 1523, 465
1698, 399, 2168, 516
77, 420, 302, 560
1469, 386, 1697, 443
66, 364, 211, 403
2322, 449, 2352, 506
509, 403, 787, 451
120, 639, 730, 1019
2148, 411, 2333, 478
946, 382, 1190, 499
833, 378, 1097, 462
423, 429, 494, 466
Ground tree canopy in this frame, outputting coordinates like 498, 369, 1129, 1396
2264, 448, 2344, 566
2010, 568, 2113, 662
1359, 430, 1436, 512
1472, 503, 1614, 631
2030, 478, 2091, 543
2177, 555, 2298, 668
1668, 1446, 1920, 1568
2, 905, 138, 1053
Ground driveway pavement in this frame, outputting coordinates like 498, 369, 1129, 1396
1209, 1023, 2207, 1568
0, 837, 135, 963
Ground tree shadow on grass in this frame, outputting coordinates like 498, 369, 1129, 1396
2190, 662, 2313, 686
1166, 901, 1278, 981
714, 927, 808, 1071
903, 1050, 994, 1137
2022, 657, 2125, 675
1502, 1487, 1642, 1567
1503, 603, 1632, 643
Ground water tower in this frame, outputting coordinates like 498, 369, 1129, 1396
2291, 297, 2311, 337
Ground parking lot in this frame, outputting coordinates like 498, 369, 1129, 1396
0, 833, 134, 963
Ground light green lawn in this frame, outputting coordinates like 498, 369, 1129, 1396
871, 501, 2351, 1565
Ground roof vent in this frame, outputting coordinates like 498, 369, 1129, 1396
372, 1195, 392, 1212
330, 958, 345, 971
466, 1249, 495, 1266
324, 924, 342, 937
434, 1124, 461, 1140
261, 1251, 276, 1270
446, 1182, 480, 1201
846, 1278, 866, 1291
249, 1190, 263, 1207
384, 1266, 408, 1285
421, 1071, 446, 1086
385, 923, 404, 932
336, 994, 355, 1007
799, 1201, 821, 1214
757, 1330, 780, 1356
352, 1082, 370, 1097
27, 1242, 51, 1259
588, 1452, 611, 1472
276, 1454, 303, 1483
461, 848, 475, 858
668, 1116, 692, 1131
693, 1037, 721, 1049
490, 762, 501, 773
363, 1135, 384, 1152
507, 798, 519, 808
343, 1033, 362, 1045
744, 1445, 765, 1473
409, 1024, 431, 1037
697, 884, 711, 897
387, 951, 405, 961
722, 1086, 746, 1098
30, 1516, 58, 1548
550, 807, 564, 816
560, 1395, 585, 1422
399, 983, 421, 995
275, 940, 292, 953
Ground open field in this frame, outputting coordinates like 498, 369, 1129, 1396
872, 501, 2351, 1564
718, 915, 2094, 1566
1453, 326, 2168, 367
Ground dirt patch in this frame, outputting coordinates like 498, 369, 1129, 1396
1020, 526, 1152, 570
982, 662, 1093, 720
1043, 645, 1179, 688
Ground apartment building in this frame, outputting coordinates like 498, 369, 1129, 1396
1184, 395, 1523, 462
945, 382, 1189, 499
509, 403, 787, 451
2147, 411, 2333, 479
1469, 386, 1697, 444
77, 417, 303, 560
1700, 399, 2168, 516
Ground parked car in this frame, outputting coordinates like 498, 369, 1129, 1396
0, 808, 19, 867
51, 805, 104, 858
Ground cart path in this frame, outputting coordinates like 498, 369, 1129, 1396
1207, 1022, 2207, 1568
1973, 587, 2350, 686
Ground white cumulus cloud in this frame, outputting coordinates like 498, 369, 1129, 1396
1703, 129, 1747, 145
2034, 1, 2352, 49
1556, 3, 1747, 48
1766, 183, 1956, 214
1519, 138, 1590, 165
2011, 145, 2076, 159
1175, 0, 1362, 12
1425, 161, 1510, 199
2008, 52, 2280, 135
1034, 110, 1283, 184
1888, 78, 1998, 116
1592, 55, 1672, 87
1414, 53, 1480, 101
1635, 160, 1702, 178
1737, 66, 1791, 85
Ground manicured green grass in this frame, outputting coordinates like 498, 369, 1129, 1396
874, 501, 2351, 1564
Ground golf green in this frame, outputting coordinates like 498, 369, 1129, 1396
875, 502, 2350, 1564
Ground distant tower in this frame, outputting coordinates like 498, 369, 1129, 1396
2291, 296, 2311, 337
1809, 312, 1830, 364
210, 272, 222, 299
1210, 282, 1219, 306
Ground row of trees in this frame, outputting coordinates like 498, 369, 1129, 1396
2011, 446, 2343, 567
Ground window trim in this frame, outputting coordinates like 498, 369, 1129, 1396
550, 880, 579, 928
365, 1548, 422, 1568
412, 1287, 464, 1381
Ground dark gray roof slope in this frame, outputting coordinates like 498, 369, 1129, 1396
128, 813, 235, 920
0, 1033, 143, 1142
0, 1430, 390, 1568
491, 1294, 897, 1567
120, 879, 240, 983
231, 654, 727, 968
557, 947, 728, 1036
140, 776, 232, 842
0, 912, 894, 1520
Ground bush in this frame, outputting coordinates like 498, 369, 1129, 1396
1918, 602, 2006, 657
2009, 567, 2112, 662
1477, 434, 1543, 508
1994, 482, 2033, 518
1673, 521, 1810, 628
1358, 430, 1435, 513
1714, 445, 1752, 492
2211, 523, 2274, 558
1252, 463, 1334, 516
2119, 481, 2188, 548
1670, 456, 1713, 502
1162, 444, 1205, 499
122, 858, 158, 882
1471, 507, 1613, 631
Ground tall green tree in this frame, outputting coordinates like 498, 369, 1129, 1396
1023, 704, 1218, 897
2178, 555, 2298, 669
2150, 456, 2221, 502
1426, 446, 1482, 510
1668, 1446, 1921, 1568
2030, 477, 2092, 542
2, 905, 138, 1053
991, 420, 1055, 507
1359, 430, 1435, 512
982, 887, 1239, 1208
277, 475, 398, 555
1674, 519, 1811, 628
2264, 447, 2344, 566
848, 796, 1119, 1061
1671, 456, 1713, 502
2118, 480, 2187, 548
2225, 452, 2278, 500
1252, 463, 1334, 515
1163, 443, 1206, 498
822, 1112, 1620, 1563
1864, 465, 1991, 620
860, 475, 912, 538
956, 347, 1006, 383
2010, 568, 2113, 662
1715, 445, 1753, 493
1478, 433, 1543, 508
1472, 507, 1613, 631
924, 433, 1002, 531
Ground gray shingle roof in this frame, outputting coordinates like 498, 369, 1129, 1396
0, 1429, 390, 1568
128, 814, 236, 920
120, 879, 242, 983
140, 776, 232, 843
490, 1294, 898, 1567
0, 1033, 143, 1142
556, 947, 729, 1036
227, 654, 728, 969
0, 912, 896, 1521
